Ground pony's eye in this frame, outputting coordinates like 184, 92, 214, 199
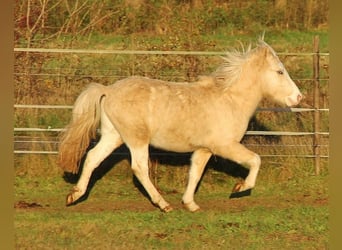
277, 70, 284, 75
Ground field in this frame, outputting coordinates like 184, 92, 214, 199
14, 1, 329, 249
15, 157, 328, 249
14, 34, 330, 249
14, 30, 330, 249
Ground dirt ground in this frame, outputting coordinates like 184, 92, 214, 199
14, 191, 328, 213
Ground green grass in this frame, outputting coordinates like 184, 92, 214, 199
14, 161, 329, 249
47, 29, 328, 52
15, 205, 328, 249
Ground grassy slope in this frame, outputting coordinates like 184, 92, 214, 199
58, 29, 329, 52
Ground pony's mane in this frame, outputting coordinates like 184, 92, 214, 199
212, 39, 271, 87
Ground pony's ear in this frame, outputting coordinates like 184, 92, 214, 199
258, 45, 269, 58
254, 45, 271, 67
259, 31, 266, 42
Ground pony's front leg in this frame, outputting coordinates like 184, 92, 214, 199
66, 133, 122, 206
214, 142, 261, 196
182, 149, 212, 212
230, 154, 261, 198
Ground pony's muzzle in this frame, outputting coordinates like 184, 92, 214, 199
286, 92, 302, 107
297, 93, 303, 103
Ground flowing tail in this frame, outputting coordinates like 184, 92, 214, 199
58, 83, 107, 174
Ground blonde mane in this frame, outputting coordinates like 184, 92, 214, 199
212, 40, 271, 87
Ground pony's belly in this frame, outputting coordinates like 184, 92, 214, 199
150, 136, 196, 153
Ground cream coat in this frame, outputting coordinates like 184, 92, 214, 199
59, 41, 302, 212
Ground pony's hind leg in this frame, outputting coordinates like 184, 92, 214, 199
129, 144, 172, 212
182, 148, 212, 212
66, 130, 123, 206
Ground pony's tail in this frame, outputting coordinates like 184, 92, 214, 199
58, 83, 107, 174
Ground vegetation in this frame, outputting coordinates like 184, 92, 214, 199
15, 0, 328, 48
15, 162, 328, 249
14, 1, 329, 248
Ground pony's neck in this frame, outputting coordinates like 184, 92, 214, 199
226, 74, 263, 119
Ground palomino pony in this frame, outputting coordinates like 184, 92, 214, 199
59, 40, 302, 212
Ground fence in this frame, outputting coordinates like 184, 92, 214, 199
14, 36, 329, 174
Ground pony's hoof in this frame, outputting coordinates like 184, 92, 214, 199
66, 193, 75, 206
232, 182, 244, 193
183, 201, 200, 212
66, 187, 82, 206
229, 188, 252, 199
161, 205, 173, 213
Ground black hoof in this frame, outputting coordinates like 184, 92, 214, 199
229, 189, 252, 199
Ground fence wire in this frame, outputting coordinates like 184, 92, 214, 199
14, 48, 329, 160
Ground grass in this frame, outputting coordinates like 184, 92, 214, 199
14, 195, 328, 249
15, 205, 328, 249
14, 159, 329, 249
46, 29, 329, 53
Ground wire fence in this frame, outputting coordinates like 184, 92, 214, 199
13, 41, 329, 173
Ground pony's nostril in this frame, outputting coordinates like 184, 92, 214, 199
297, 94, 302, 103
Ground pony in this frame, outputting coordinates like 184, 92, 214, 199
59, 40, 302, 212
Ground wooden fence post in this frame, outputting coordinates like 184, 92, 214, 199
313, 35, 320, 175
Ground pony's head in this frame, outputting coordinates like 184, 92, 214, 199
214, 40, 302, 107
251, 41, 302, 107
